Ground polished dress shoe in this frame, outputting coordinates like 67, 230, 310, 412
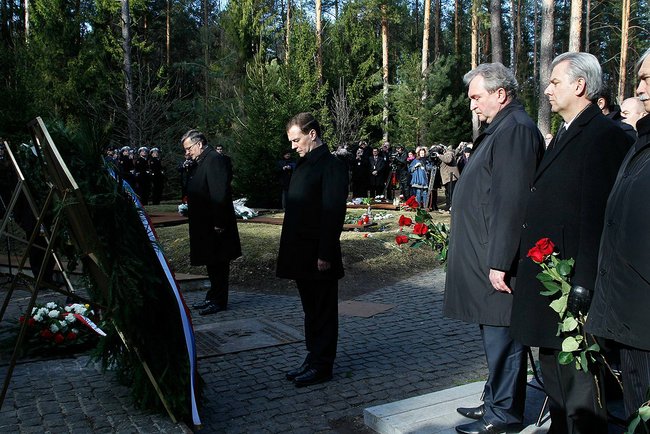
457, 404, 486, 420
198, 302, 226, 316
455, 419, 506, 434
293, 368, 333, 388
193, 299, 212, 310
285, 363, 310, 381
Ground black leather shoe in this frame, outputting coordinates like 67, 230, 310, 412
293, 368, 333, 388
457, 404, 486, 420
198, 303, 226, 316
193, 300, 212, 310
285, 363, 310, 381
455, 419, 506, 434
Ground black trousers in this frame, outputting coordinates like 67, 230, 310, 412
539, 347, 607, 434
620, 345, 650, 419
296, 279, 338, 372
206, 260, 230, 307
480, 325, 528, 425
444, 180, 455, 210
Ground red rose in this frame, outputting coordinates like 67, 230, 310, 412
40, 329, 53, 340
363, 233, 369, 238
66, 332, 77, 341
28, 318, 36, 327
357, 219, 363, 226
527, 246, 546, 263
535, 238, 555, 256
363, 215, 370, 223
405, 196, 419, 208
54, 333, 65, 344
413, 223, 429, 236
395, 235, 409, 245
398, 215, 413, 226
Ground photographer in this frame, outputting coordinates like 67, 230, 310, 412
390, 144, 410, 200
435, 144, 460, 210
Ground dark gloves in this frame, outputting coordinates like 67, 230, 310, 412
567, 285, 592, 316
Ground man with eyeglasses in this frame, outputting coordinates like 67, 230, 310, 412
181, 129, 241, 316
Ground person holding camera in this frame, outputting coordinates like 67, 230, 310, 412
437, 144, 460, 211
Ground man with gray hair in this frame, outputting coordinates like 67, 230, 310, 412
511, 52, 632, 433
444, 62, 543, 434
620, 96, 648, 133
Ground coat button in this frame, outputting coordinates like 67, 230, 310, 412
522, 223, 528, 229
607, 219, 614, 226
530, 186, 536, 192
599, 268, 607, 275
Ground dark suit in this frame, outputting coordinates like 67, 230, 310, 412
444, 100, 544, 426
187, 146, 241, 307
586, 115, 650, 418
511, 104, 632, 433
276, 144, 348, 371
368, 156, 385, 197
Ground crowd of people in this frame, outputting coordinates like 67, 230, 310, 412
279, 137, 474, 211
104, 145, 166, 205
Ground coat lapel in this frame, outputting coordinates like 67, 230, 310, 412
535, 104, 600, 180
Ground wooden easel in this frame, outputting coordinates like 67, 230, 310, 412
0, 120, 178, 423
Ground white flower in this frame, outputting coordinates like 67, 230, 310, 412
65, 314, 76, 323
50, 324, 59, 333
34, 314, 43, 322
46, 302, 57, 309
72, 328, 79, 334
38, 307, 48, 316
48, 310, 60, 318
59, 320, 67, 329
31, 307, 37, 315
64, 306, 72, 312
74, 305, 87, 315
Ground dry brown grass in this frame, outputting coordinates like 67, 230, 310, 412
151, 203, 449, 298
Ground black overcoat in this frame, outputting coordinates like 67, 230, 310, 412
511, 104, 632, 349
443, 100, 544, 326
276, 144, 348, 281
586, 115, 650, 351
186, 147, 242, 265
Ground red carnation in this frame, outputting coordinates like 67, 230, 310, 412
398, 215, 413, 227
27, 318, 36, 327
527, 246, 546, 264
535, 238, 555, 256
54, 333, 65, 344
66, 332, 77, 341
395, 235, 409, 245
40, 329, 54, 340
413, 223, 429, 236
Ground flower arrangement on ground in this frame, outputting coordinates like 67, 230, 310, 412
20, 301, 104, 348
395, 206, 449, 262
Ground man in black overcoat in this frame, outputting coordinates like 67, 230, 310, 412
181, 129, 242, 316
368, 147, 386, 197
586, 48, 650, 422
443, 63, 544, 434
277, 113, 348, 388
510, 52, 633, 433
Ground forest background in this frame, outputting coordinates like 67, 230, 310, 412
0, 0, 648, 207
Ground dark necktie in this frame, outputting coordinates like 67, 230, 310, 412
549, 124, 567, 151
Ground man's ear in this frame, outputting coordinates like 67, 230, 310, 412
497, 88, 508, 104
575, 78, 587, 97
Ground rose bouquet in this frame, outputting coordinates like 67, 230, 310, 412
395, 207, 449, 262
527, 238, 601, 372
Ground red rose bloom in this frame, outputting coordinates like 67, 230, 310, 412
27, 318, 36, 327
40, 329, 53, 340
413, 223, 429, 236
395, 235, 409, 245
363, 215, 370, 223
357, 219, 363, 226
398, 215, 413, 226
405, 196, 419, 208
527, 246, 546, 263
535, 238, 555, 256
54, 333, 65, 344
66, 332, 77, 341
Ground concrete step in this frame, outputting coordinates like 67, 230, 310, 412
364, 379, 550, 434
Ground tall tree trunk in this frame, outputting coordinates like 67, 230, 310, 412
285, 0, 291, 64
23, 0, 28, 40
166, 0, 170, 66
538, 0, 554, 136
121, 0, 135, 147
617, 0, 630, 102
471, 0, 480, 139
585, 0, 591, 51
421, 0, 431, 102
433, 0, 440, 59
568, 0, 582, 52
316, 0, 323, 86
381, 2, 389, 142
533, 0, 538, 95
454, 0, 460, 56
489, 0, 502, 63
202, 0, 209, 124
509, 0, 515, 71
414, 0, 419, 41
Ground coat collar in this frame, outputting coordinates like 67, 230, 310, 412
298, 143, 329, 166
473, 99, 524, 150
535, 104, 601, 179
633, 114, 650, 152
195, 146, 214, 165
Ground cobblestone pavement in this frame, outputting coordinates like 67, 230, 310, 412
0, 268, 489, 433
